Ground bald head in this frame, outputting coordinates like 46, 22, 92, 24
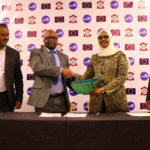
43, 29, 58, 50
44, 30, 58, 38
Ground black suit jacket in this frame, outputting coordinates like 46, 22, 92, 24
146, 77, 150, 101
5, 46, 23, 108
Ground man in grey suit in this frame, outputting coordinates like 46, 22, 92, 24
27, 29, 74, 113
0, 24, 23, 112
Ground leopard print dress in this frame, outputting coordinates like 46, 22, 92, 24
75, 51, 129, 113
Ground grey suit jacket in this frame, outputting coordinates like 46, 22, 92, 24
27, 48, 72, 111
5, 46, 23, 108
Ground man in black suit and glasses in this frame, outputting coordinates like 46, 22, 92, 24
0, 23, 23, 112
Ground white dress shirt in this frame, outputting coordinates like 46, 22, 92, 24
0, 47, 7, 92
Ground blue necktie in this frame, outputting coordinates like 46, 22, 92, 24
50, 51, 58, 84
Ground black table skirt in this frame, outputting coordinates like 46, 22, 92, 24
0, 112, 150, 150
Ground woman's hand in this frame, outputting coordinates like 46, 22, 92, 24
89, 88, 103, 96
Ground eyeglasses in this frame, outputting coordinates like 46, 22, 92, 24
98, 35, 109, 40
0, 33, 10, 37
44, 36, 58, 40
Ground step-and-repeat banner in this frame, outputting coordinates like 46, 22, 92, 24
1, 0, 150, 112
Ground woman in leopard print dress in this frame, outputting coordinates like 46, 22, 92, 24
72, 29, 130, 113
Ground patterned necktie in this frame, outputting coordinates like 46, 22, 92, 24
50, 51, 58, 84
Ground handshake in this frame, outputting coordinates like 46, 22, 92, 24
61, 67, 76, 79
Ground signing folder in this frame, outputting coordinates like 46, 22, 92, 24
71, 78, 100, 94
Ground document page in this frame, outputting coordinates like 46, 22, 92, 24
39, 113, 61, 117
126, 112, 150, 117
63, 113, 87, 117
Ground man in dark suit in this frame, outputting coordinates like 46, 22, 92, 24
27, 29, 73, 113
0, 23, 23, 112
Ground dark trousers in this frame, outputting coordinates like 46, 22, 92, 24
35, 94, 68, 113
101, 99, 107, 113
0, 91, 13, 112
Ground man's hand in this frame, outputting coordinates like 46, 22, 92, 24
62, 67, 75, 78
145, 100, 150, 110
15, 101, 22, 109
89, 88, 103, 96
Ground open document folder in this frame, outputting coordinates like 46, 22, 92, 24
71, 78, 100, 94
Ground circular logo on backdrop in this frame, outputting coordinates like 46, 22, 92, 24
110, 1, 119, 9
56, 44, 63, 52
84, 102, 89, 111
112, 15, 118, 22
70, 58, 77, 66
14, 30, 23, 39
69, 43, 78, 52
114, 43, 120, 48
141, 87, 148, 96
126, 29, 132, 37
16, 4, 22, 11
140, 43, 147, 51
128, 102, 135, 111
69, 89, 76, 96
41, 16, 50, 24
83, 58, 91, 66
2, 17, 10, 25
84, 30, 90, 37
28, 3, 37, 11
70, 15, 76, 23
124, 14, 133, 23
29, 17, 35, 24
97, 1, 104, 9
127, 73, 134, 80
27, 87, 32, 95
129, 57, 134, 66
56, 2, 63, 10
56, 29, 64, 38
139, 28, 147, 37
97, 28, 103, 35
28, 44, 36, 52
83, 15, 91, 23
69, 1, 77, 9
140, 72, 149, 81
15, 44, 21, 52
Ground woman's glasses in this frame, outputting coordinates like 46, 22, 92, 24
98, 35, 109, 40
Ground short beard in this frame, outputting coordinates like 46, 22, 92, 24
48, 46, 55, 50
